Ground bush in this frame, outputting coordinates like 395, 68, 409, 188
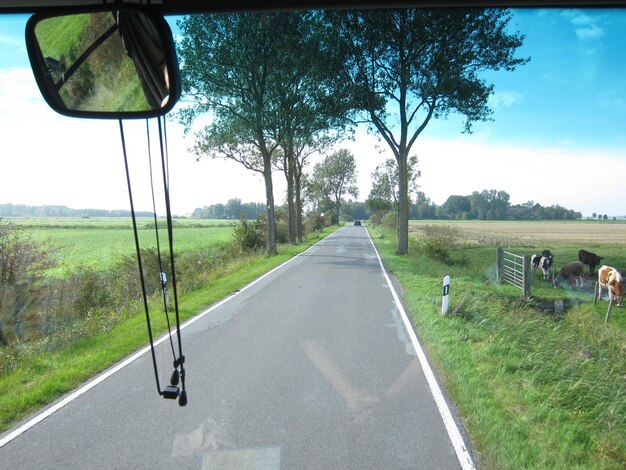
233, 216, 263, 251
0, 220, 57, 345
274, 208, 290, 244
304, 211, 328, 234
418, 224, 462, 262
381, 212, 397, 230
369, 210, 389, 226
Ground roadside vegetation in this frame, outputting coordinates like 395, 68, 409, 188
0, 216, 337, 433
369, 220, 626, 469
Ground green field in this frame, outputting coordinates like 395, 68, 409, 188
7, 217, 236, 275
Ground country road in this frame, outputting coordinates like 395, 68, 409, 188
0, 226, 473, 469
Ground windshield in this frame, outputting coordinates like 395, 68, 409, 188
0, 6, 625, 470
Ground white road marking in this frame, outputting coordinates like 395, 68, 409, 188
365, 229, 476, 470
0, 233, 332, 449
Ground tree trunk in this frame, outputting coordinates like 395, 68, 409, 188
287, 153, 296, 244
263, 157, 277, 255
397, 151, 409, 254
335, 199, 341, 226
295, 169, 303, 244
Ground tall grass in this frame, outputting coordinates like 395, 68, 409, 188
371, 225, 626, 469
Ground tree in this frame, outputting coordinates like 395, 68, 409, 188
442, 195, 472, 220
469, 189, 510, 220
328, 9, 527, 253
177, 13, 295, 254
342, 200, 370, 221
269, 12, 349, 244
309, 149, 359, 224
366, 155, 420, 213
413, 191, 437, 219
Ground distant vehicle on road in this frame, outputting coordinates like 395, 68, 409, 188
354, 220, 362, 226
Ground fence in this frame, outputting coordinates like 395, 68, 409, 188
496, 248, 531, 299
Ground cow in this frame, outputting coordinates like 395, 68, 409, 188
578, 249, 604, 275
531, 250, 553, 280
597, 265, 623, 307
552, 261, 585, 289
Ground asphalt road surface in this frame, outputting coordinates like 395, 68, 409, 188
0, 226, 473, 469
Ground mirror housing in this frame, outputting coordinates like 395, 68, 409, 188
25, 7, 180, 119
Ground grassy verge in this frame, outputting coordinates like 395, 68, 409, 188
0, 226, 339, 434
369, 226, 626, 469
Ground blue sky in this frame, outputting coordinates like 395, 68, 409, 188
1, 9, 625, 217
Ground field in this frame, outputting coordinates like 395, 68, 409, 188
410, 219, 626, 246
7, 217, 236, 274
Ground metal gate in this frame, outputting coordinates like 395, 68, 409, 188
496, 248, 531, 299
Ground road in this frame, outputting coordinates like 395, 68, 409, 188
0, 226, 473, 469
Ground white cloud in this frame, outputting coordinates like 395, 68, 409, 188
489, 90, 523, 110
570, 13, 594, 26
561, 11, 604, 40
0, 35, 22, 47
575, 23, 603, 40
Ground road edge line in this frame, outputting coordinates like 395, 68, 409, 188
0, 230, 336, 449
366, 229, 476, 470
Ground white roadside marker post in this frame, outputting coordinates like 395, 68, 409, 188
442, 275, 450, 316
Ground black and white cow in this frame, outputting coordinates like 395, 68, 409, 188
578, 249, 603, 275
531, 249, 553, 280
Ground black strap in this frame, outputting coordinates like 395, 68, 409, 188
119, 118, 187, 406
157, 117, 186, 403
119, 119, 162, 396
145, 119, 177, 363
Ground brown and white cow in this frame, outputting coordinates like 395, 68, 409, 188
597, 265, 623, 307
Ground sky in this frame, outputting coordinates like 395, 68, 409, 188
1, 9, 626, 217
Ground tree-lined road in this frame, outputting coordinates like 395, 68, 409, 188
1, 226, 471, 469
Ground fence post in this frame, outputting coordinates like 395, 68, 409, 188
523, 255, 531, 299
496, 247, 503, 282
442, 275, 450, 316
554, 299, 564, 315
605, 297, 614, 324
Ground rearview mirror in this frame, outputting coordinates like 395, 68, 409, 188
26, 8, 180, 119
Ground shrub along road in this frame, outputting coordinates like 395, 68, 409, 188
0, 226, 471, 469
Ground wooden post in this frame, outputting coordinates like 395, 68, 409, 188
593, 282, 598, 305
496, 247, 503, 282
605, 297, 614, 324
523, 254, 531, 299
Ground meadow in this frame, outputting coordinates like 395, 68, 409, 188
374, 220, 626, 468
9, 217, 237, 275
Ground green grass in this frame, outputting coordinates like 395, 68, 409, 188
370, 226, 626, 469
0, 226, 339, 434
8, 217, 236, 275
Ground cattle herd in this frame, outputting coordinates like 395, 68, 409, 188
531, 249, 623, 307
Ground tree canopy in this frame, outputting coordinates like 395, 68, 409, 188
327, 8, 528, 253
309, 149, 359, 224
